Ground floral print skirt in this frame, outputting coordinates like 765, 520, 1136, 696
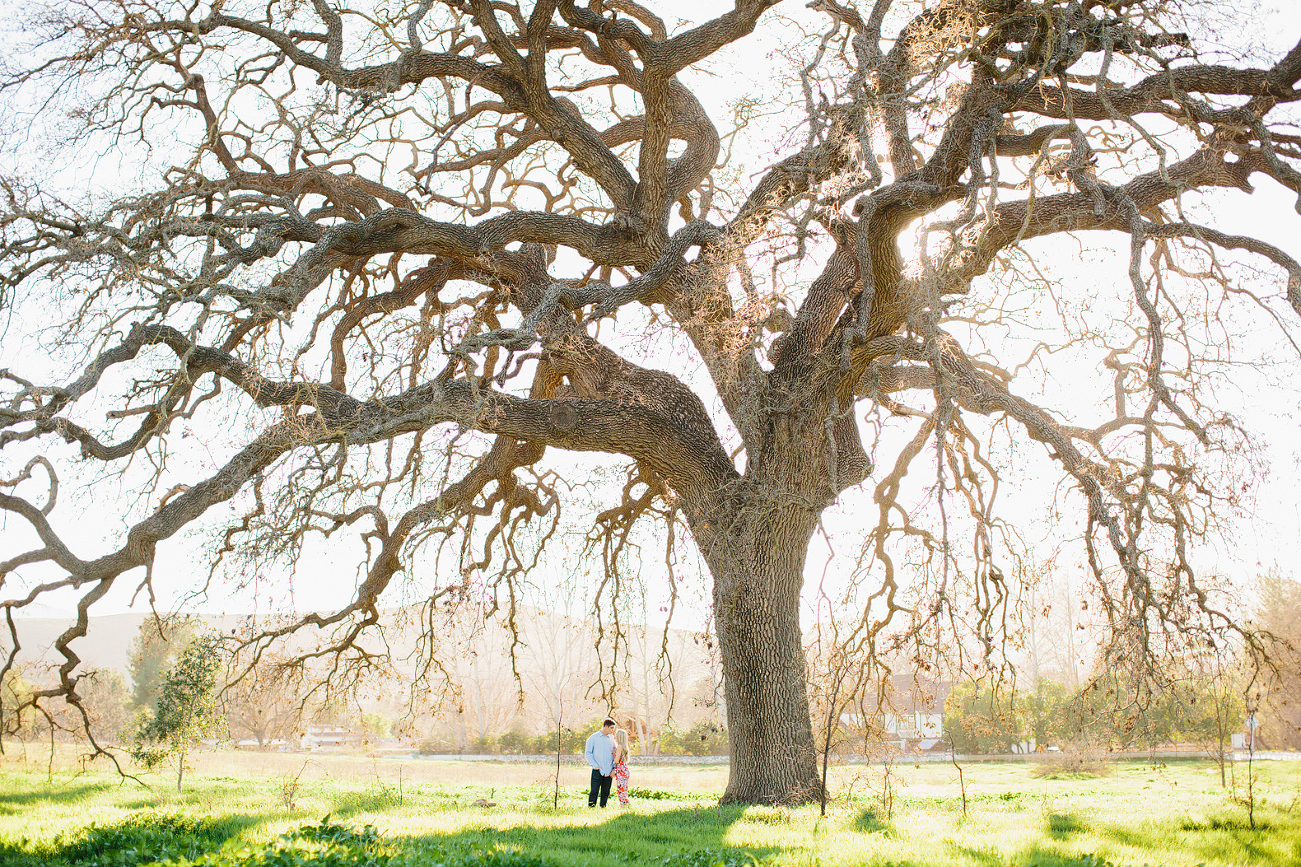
613, 759, 630, 804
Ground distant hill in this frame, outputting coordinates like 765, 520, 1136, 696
3, 612, 151, 677
3, 611, 267, 678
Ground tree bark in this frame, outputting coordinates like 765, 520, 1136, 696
701, 502, 823, 804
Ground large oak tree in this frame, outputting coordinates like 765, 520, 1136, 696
2, 0, 1299, 803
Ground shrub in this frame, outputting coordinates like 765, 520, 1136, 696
527, 732, 555, 754
530, 719, 604, 755
418, 734, 460, 755
658, 720, 727, 756
1030, 751, 1112, 780
496, 729, 529, 754
335, 781, 402, 813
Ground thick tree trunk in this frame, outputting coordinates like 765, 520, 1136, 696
702, 505, 823, 804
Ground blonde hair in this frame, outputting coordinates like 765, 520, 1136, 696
615, 728, 630, 755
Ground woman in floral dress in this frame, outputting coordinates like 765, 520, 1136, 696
612, 728, 632, 806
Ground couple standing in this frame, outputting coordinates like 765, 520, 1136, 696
583, 717, 631, 807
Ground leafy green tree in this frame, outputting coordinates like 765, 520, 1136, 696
1023, 678, 1070, 749
1061, 662, 1245, 752
1169, 675, 1246, 746
127, 616, 197, 715
528, 722, 590, 755
1177, 671, 1246, 785
496, 729, 529, 754
360, 710, 392, 740
129, 634, 226, 792
944, 680, 1024, 754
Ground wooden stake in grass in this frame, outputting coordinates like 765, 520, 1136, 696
950, 738, 968, 820
1245, 697, 1259, 830
819, 666, 845, 818
554, 711, 562, 811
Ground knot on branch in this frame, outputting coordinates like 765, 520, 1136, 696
548, 402, 580, 433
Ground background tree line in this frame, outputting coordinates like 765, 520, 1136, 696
1, 601, 733, 759
941, 673, 1247, 756
6, 567, 1299, 762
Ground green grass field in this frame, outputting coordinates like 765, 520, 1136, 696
1, 748, 1298, 866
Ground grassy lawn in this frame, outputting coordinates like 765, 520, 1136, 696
1, 749, 1299, 866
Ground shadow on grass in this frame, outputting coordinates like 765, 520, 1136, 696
0, 783, 107, 814
1028, 803, 1301, 867
853, 807, 894, 835
1046, 812, 1085, 840
18, 801, 782, 867
1010, 846, 1115, 867
957, 843, 1121, 867
401, 805, 776, 867
1088, 811, 1286, 867
1179, 815, 1271, 832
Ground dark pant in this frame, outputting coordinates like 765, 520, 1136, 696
588, 769, 612, 807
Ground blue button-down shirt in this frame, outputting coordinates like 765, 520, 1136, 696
584, 730, 615, 775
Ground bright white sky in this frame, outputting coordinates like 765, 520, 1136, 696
1, 0, 1299, 633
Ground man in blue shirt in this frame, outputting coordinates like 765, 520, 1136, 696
584, 718, 617, 807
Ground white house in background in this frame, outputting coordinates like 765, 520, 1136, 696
883, 709, 944, 746
838, 676, 950, 752
235, 738, 291, 751
300, 727, 360, 749
884, 675, 950, 751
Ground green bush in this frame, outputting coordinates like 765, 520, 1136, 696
419, 737, 455, 755
496, 729, 529, 754
529, 719, 604, 755
288, 818, 381, 846
943, 681, 1024, 754
1030, 752, 1111, 779
334, 783, 402, 813
658, 720, 727, 756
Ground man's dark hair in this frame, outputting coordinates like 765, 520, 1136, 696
603, 718, 617, 727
